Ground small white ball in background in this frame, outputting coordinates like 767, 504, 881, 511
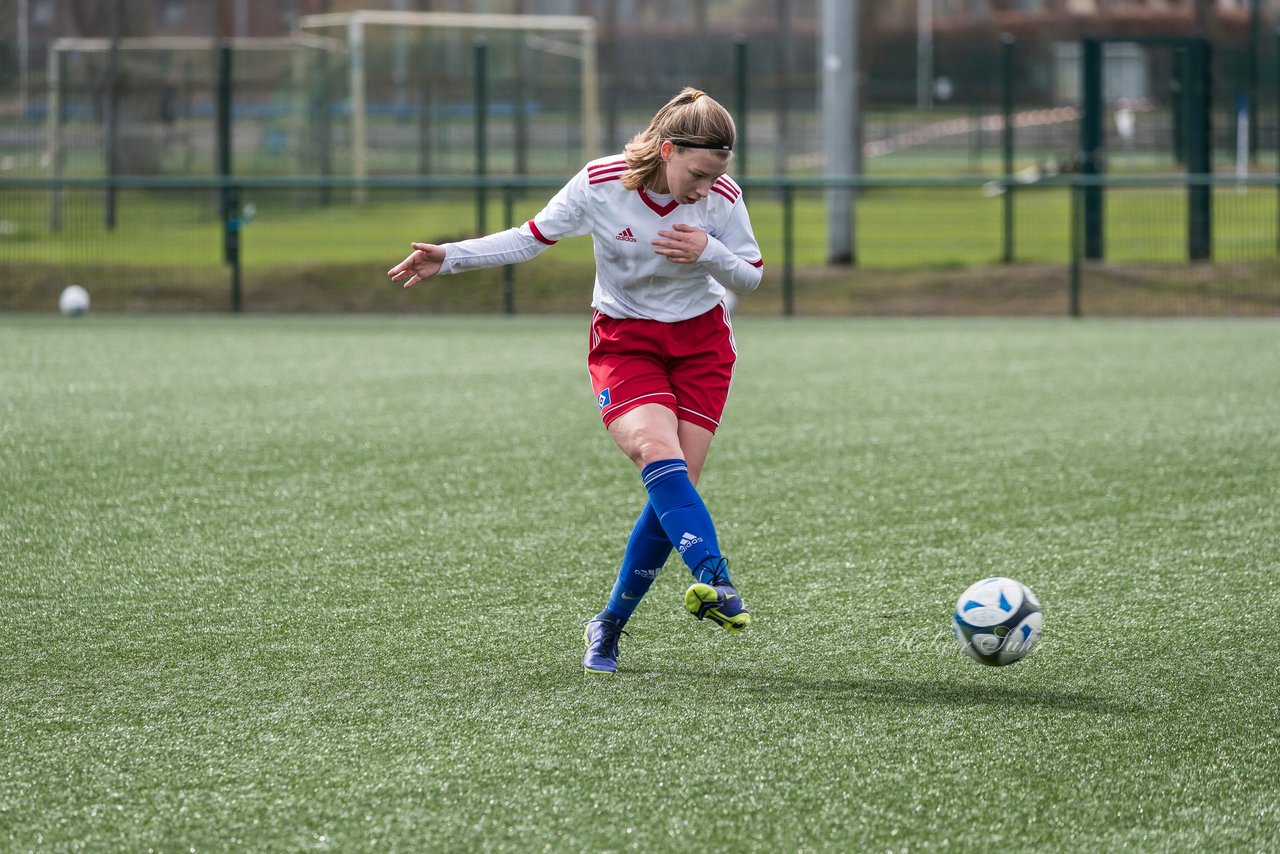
59, 285, 90, 317
722, 291, 738, 315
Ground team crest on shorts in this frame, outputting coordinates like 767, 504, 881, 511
597, 388, 611, 409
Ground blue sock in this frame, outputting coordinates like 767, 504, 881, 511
604, 502, 672, 622
640, 459, 733, 587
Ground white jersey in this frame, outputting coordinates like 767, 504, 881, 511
436, 155, 764, 322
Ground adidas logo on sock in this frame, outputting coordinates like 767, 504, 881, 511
615, 227, 637, 242
677, 532, 703, 554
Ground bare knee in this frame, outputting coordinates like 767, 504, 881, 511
622, 426, 682, 468
609, 405, 683, 469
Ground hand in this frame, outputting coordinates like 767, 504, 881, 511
652, 224, 708, 264
387, 242, 447, 288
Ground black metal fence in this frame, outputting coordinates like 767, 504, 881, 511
2, 173, 1278, 317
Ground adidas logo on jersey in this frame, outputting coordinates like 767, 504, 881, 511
615, 227, 637, 242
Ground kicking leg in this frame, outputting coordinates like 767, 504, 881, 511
607, 405, 749, 631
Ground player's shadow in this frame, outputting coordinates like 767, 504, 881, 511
623, 667, 1139, 716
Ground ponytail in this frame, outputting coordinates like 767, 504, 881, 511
621, 87, 736, 191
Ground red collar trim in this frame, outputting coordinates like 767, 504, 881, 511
638, 188, 679, 218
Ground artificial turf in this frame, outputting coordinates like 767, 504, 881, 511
2, 314, 1277, 851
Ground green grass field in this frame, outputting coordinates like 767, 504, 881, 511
3, 315, 1278, 851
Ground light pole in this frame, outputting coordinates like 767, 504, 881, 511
917, 0, 933, 110
821, 0, 859, 265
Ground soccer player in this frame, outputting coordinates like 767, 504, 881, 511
387, 88, 763, 674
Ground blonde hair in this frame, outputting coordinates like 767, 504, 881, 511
621, 87, 735, 191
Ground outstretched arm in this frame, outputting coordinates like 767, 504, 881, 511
389, 163, 590, 288
391, 226, 555, 286
387, 243, 447, 289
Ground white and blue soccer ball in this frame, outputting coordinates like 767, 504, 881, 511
952, 577, 1043, 666
59, 285, 90, 316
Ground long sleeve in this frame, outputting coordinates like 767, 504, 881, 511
437, 226, 551, 275
699, 194, 764, 294
697, 234, 763, 294
437, 166, 593, 275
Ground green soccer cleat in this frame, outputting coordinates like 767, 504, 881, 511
684, 582, 751, 632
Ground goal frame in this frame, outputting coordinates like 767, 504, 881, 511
296, 10, 600, 204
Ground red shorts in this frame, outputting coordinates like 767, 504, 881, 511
587, 304, 737, 434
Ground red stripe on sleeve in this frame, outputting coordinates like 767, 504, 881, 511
528, 220, 557, 246
713, 177, 741, 200
587, 159, 628, 175
588, 163, 628, 185
751, 258, 764, 268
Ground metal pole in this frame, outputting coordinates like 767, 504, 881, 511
318, 45, 332, 207
1001, 33, 1015, 264
391, 0, 409, 116
218, 43, 242, 313
217, 43, 232, 194
734, 35, 748, 178
290, 41, 307, 186
773, 0, 793, 180
416, 36, 433, 198
782, 183, 795, 316
475, 38, 488, 235
600, 0, 617, 152
1080, 38, 1104, 260
18, 0, 29, 116
1186, 38, 1212, 262
47, 46, 63, 233
820, 0, 857, 265
917, 0, 933, 110
581, 23, 600, 161
1247, 0, 1260, 161
226, 185, 242, 313
515, 33, 529, 176
1173, 47, 1187, 166
350, 15, 367, 206
103, 0, 121, 231
502, 185, 516, 315
1069, 182, 1082, 318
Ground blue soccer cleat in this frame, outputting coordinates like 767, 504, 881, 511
684, 582, 751, 631
582, 612, 629, 674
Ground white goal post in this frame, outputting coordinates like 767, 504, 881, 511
296, 10, 600, 204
